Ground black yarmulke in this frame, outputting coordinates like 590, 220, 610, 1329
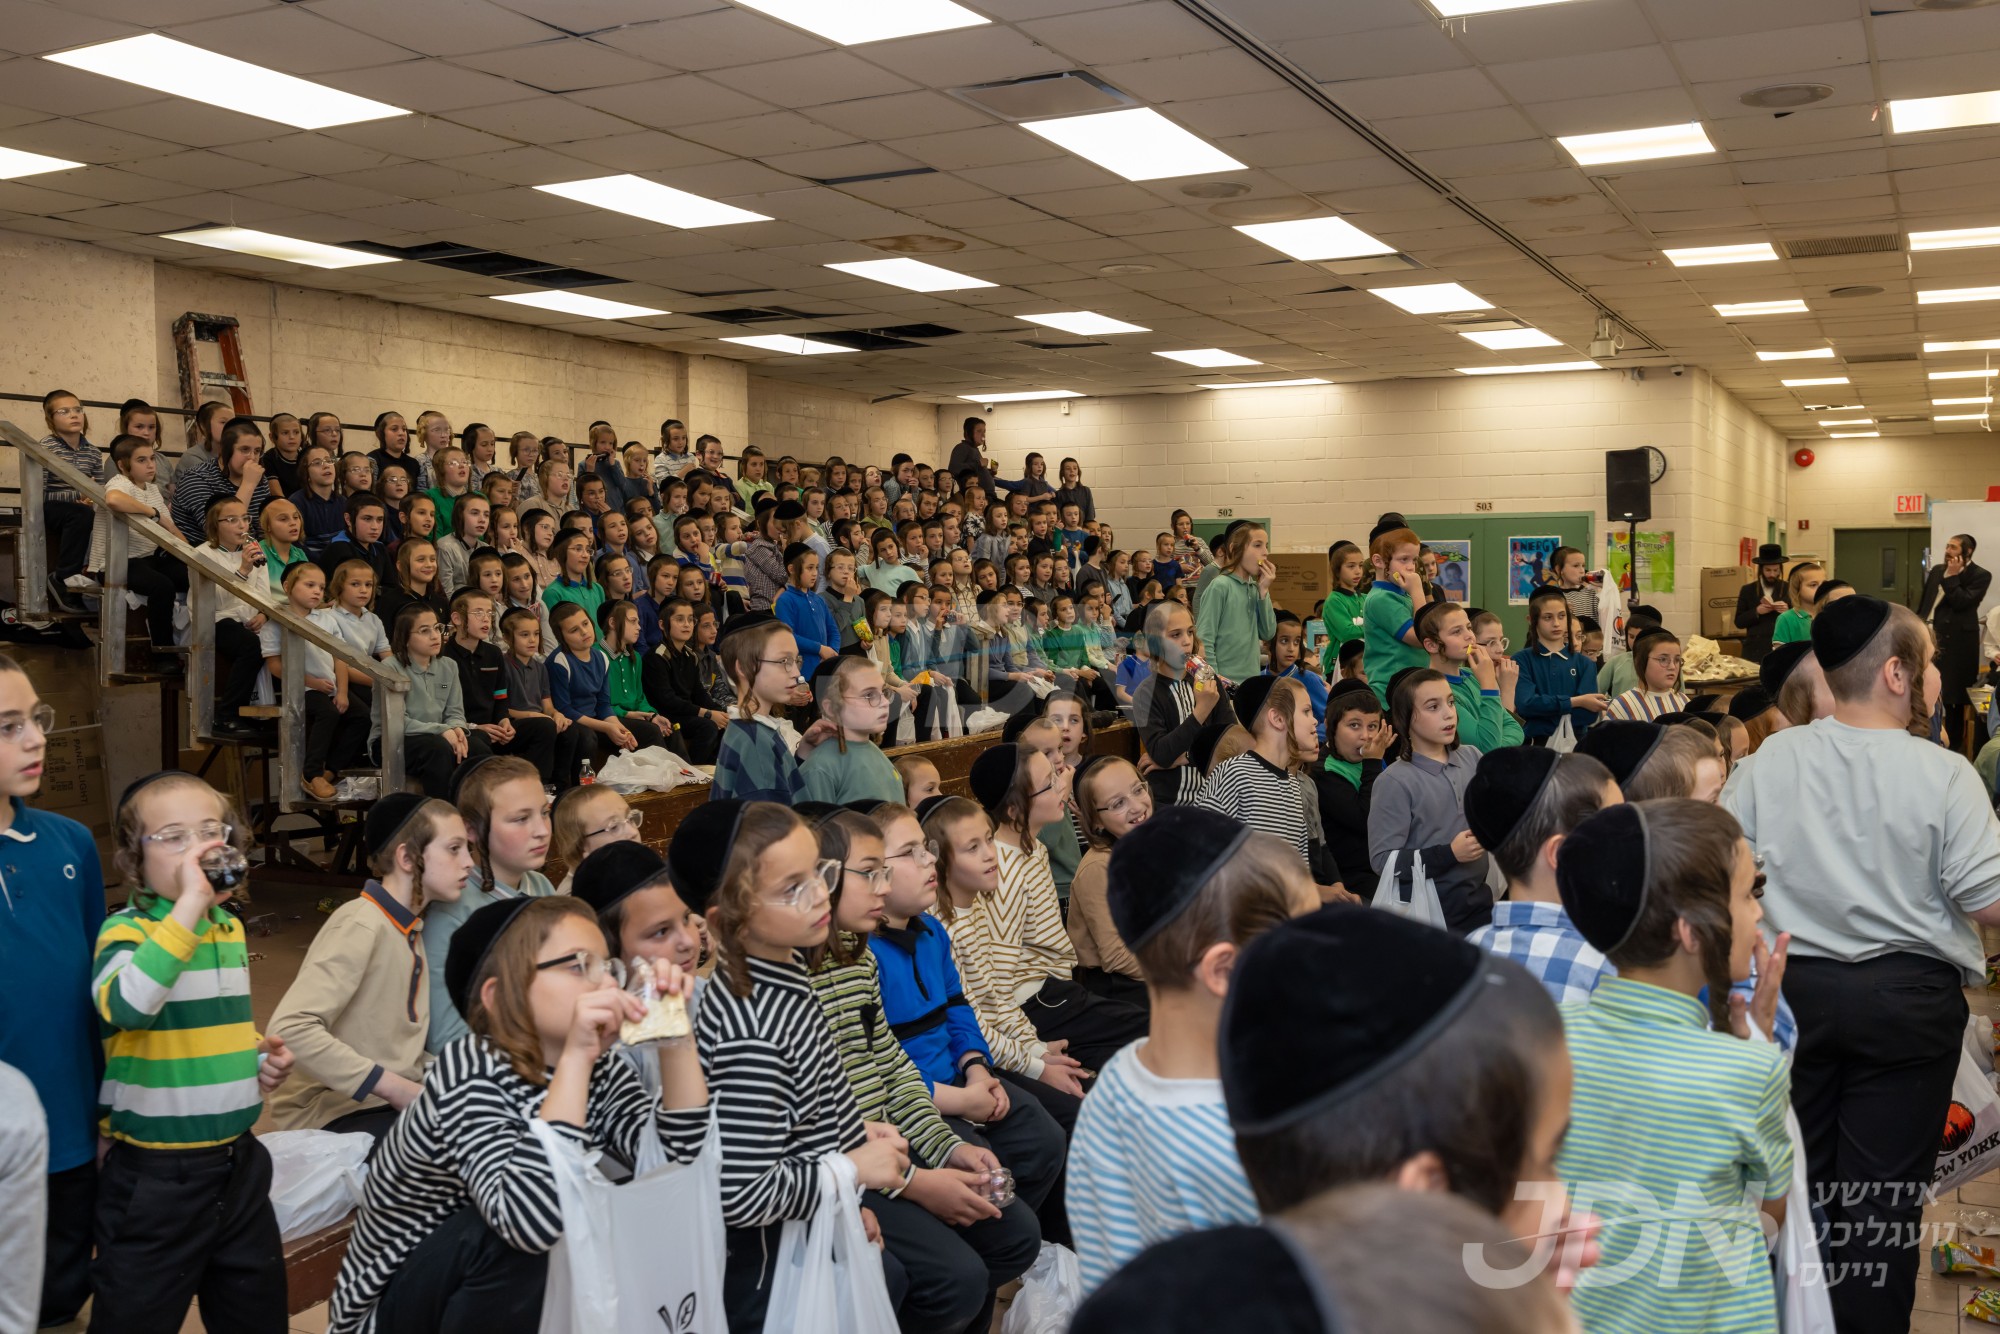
718, 609, 775, 642
1001, 708, 1043, 744
446, 753, 498, 805
1463, 746, 1561, 852
444, 897, 537, 1019
570, 841, 670, 919
1387, 665, 1426, 705
1574, 720, 1666, 787
363, 792, 429, 862
783, 541, 814, 565
1220, 906, 1488, 1134
1758, 640, 1813, 694
1232, 675, 1279, 731
1188, 717, 1235, 774
774, 500, 806, 521
1367, 512, 1409, 545
1812, 593, 1892, 673
668, 800, 748, 914
1337, 639, 1365, 667
968, 745, 1020, 812
915, 794, 955, 823
1555, 802, 1652, 954
1325, 678, 1375, 712
1106, 805, 1250, 948
1728, 685, 1775, 721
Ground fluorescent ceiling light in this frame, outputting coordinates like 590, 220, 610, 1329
1930, 368, 2000, 379
957, 390, 1083, 403
1663, 242, 1779, 267
826, 258, 995, 292
1155, 348, 1260, 368
1716, 299, 1809, 317
0, 145, 81, 179
1781, 376, 1849, 387
1021, 107, 1244, 183
46, 34, 404, 130
1925, 338, 2000, 352
1370, 282, 1491, 315
1828, 430, 1879, 437
1429, 0, 1587, 13
1889, 90, 2000, 135
1910, 226, 2000, 251
1919, 286, 2000, 305
1016, 311, 1148, 336
161, 226, 393, 270
1755, 348, 1835, 361
1935, 397, 1994, 406
721, 335, 850, 355
1936, 414, 1991, 422
1198, 378, 1330, 389
492, 291, 666, 320
1818, 418, 1873, 427
1557, 121, 1715, 167
1455, 361, 1602, 375
729, 0, 988, 44
534, 175, 767, 229
1460, 328, 1561, 350
1233, 216, 1395, 262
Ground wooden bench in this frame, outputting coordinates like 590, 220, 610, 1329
284, 1218, 353, 1315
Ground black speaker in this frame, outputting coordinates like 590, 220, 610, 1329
1605, 448, 1651, 522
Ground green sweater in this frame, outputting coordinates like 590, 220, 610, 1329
1195, 570, 1278, 683
1446, 669, 1524, 754
799, 738, 904, 805
1363, 582, 1429, 707
1317, 588, 1368, 674
606, 648, 648, 717
1042, 623, 1091, 669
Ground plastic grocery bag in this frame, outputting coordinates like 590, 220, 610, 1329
1548, 715, 1578, 754
596, 745, 704, 793
532, 1111, 726, 1334
1742, 1017, 1835, 1334
1937, 1040, 2000, 1195
761, 1153, 900, 1334
1000, 1243, 1081, 1334
1372, 851, 1449, 932
262, 1129, 369, 1242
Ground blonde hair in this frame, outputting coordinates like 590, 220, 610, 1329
329, 559, 376, 610
1620, 725, 1722, 801
820, 655, 884, 752
722, 619, 792, 720
922, 796, 990, 926
1786, 562, 1824, 616
114, 775, 245, 890
551, 784, 626, 868
454, 756, 542, 878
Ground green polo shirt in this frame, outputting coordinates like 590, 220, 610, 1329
1363, 582, 1428, 707
1445, 669, 1522, 753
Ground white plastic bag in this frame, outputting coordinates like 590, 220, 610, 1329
596, 744, 703, 793
1000, 1243, 1081, 1334
262, 1129, 369, 1242
1936, 1039, 2000, 1194
964, 707, 1010, 735
1743, 1016, 1835, 1334
761, 1154, 900, 1334
532, 1112, 726, 1334
1372, 851, 1448, 932
1548, 715, 1577, 754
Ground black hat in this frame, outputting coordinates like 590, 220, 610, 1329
1573, 720, 1667, 788
1220, 906, 1489, 1134
666, 800, 748, 914
1684, 694, 1721, 714
1653, 711, 1697, 728
809, 654, 845, 707
1463, 746, 1561, 852
444, 896, 538, 1019
1324, 678, 1377, 718
446, 753, 502, 806
915, 793, 956, 823
363, 792, 430, 862
1387, 665, 1426, 705
1811, 593, 1891, 673
1758, 640, 1813, 694
843, 798, 888, 816
1727, 685, 1775, 721
774, 500, 807, 522
783, 541, 814, 566
1628, 626, 1677, 663
1755, 543, 1785, 565
1000, 707, 1044, 744
968, 744, 1020, 812
1107, 805, 1251, 949
1555, 802, 1652, 954
1367, 512, 1409, 545
975, 589, 1001, 607
718, 609, 775, 642
570, 841, 671, 919
1188, 716, 1236, 774
1232, 675, 1279, 731
1337, 639, 1365, 668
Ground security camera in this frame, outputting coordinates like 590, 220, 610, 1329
983, 402, 995, 414
1670, 364, 1685, 377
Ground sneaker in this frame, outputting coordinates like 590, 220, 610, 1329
63, 573, 99, 590
44, 574, 80, 613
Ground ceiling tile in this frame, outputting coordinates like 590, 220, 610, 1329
303, 0, 560, 58
671, 110, 856, 158
706, 51, 918, 108
454, 37, 667, 92
167, 7, 414, 74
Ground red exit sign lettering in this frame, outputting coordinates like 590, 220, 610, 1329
1895, 493, 1929, 515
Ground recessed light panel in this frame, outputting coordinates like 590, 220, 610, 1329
46, 34, 405, 130
1910, 226, 2000, 251
1781, 376, 1849, 387
1663, 243, 1779, 266
1155, 349, 1261, 367
0, 145, 81, 179
1460, 328, 1562, 350
1716, 300, 1809, 317
721, 335, 850, 354
492, 291, 666, 320
1931, 368, 2000, 379
957, 390, 1083, 402
1925, 338, 2000, 352
1818, 418, 1873, 427
1455, 361, 1602, 375
162, 227, 394, 270
731, 0, 989, 44
1430, 0, 1587, 12
1828, 430, 1879, 437
1919, 286, 2000, 305
1557, 122, 1715, 166
1936, 414, 1990, 421
1370, 282, 1491, 314
1021, 107, 1244, 182
1016, 311, 1148, 336
535, 175, 768, 229
1936, 397, 1995, 405
1755, 348, 1835, 361
1889, 90, 2000, 134
1233, 216, 1396, 262
1198, 378, 1329, 389
826, 258, 995, 292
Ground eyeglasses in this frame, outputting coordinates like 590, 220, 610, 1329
760, 655, 803, 673
768, 859, 842, 910
141, 820, 234, 856
535, 950, 625, 985
0, 703, 56, 744
843, 864, 893, 890
886, 840, 939, 866
852, 688, 891, 706
1481, 637, 1511, 653
586, 809, 644, 841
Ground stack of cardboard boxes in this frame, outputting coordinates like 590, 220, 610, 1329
12, 645, 113, 879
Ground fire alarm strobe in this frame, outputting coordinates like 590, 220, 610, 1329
1793, 447, 1816, 468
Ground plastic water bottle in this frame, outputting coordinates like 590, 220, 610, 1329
579, 758, 595, 786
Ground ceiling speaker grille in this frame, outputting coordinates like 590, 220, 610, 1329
1779, 234, 1901, 259
1844, 351, 1920, 364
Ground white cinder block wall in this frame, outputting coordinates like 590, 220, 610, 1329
1786, 432, 1997, 559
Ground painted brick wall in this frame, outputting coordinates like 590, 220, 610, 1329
0, 231, 155, 453
1787, 433, 1996, 564
747, 376, 945, 469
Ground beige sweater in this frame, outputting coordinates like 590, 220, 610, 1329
1066, 847, 1144, 982
266, 883, 430, 1131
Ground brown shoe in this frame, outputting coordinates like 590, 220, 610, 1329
302, 774, 338, 802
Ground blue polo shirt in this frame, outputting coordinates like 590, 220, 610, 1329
0, 799, 106, 1171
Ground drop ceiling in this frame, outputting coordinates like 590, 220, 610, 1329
1, 0, 1998, 438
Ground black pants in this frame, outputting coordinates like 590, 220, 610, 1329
948, 1084, 1071, 1249
675, 713, 722, 765
487, 714, 557, 783
42, 1160, 94, 1326
1785, 952, 1966, 1334
47, 500, 92, 581
1075, 966, 1150, 1013
553, 717, 596, 786
394, 732, 495, 798
1056, 671, 1118, 713
1022, 976, 1147, 1073
214, 617, 265, 721
126, 550, 188, 649
586, 714, 672, 768
89, 1134, 287, 1334
303, 690, 370, 779
373, 1204, 547, 1334
866, 1183, 1042, 1334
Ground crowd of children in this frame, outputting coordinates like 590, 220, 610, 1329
8, 410, 2000, 1334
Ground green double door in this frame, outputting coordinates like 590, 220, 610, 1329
1405, 512, 1596, 649
1830, 527, 1929, 610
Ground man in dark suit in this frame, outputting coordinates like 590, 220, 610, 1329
1734, 543, 1791, 662
1919, 533, 1993, 752
946, 417, 996, 495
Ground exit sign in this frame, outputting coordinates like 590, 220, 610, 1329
1895, 493, 1929, 516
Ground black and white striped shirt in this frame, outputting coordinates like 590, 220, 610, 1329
327, 1035, 707, 1334
1135, 672, 1205, 806
1196, 751, 1313, 862
697, 952, 865, 1228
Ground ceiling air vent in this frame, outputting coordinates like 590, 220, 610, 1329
873, 323, 960, 339
694, 306, 836, 324
1017, 339, 1109, 350
1878, 413, 1929, 423
950, 71, 1133, 122
1779, 234, 1901, 259
340, 241, 621, 289
1844, 351, 1921, 364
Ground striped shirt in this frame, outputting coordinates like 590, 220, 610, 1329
1604, 688, 1691, 722
935, 891, 1053, 1079
38, 432, 101, 505
994, 839, 1076, 986
1196, 751, 1312, 862
696, 953, 865, 1228
1560, 978, 1791, 1334
1134, 672, 1205, 807
327, 1035, 707, 1334
92, 893, 262, 1149
1068, 1040, 1258, 1295
809, 944, 962, 1169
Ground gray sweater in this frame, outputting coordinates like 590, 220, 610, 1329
1367, 747, 1490, 935
369, 655, 468, 751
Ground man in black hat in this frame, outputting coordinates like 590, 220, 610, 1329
1917, 533, 1992, 752
1733, 543, 1790, 662
1725, 596, 2000, 1331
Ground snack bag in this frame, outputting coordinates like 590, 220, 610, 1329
1934, 1240, 2000, 1279
619, 956, 690, 1047
1966, 1288, 2000, 1325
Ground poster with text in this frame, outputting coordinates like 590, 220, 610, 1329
1507, 535, 1563, 604
1604, 530, 1677, 595
1428, 540, 1472, 603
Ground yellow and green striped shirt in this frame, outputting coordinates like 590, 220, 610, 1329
92, 893, 262, 1149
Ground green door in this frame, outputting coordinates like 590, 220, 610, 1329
1405, 512, 1596, 649
1831, 527, 1929, 610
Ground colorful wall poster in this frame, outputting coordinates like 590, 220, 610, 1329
1427, 540, 1472, 603
1605, 530, 1677, 594
1507, 535, 1563, 604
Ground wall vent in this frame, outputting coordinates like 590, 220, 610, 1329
1779, 234, 1901, 259
1843, 351, 1920, 364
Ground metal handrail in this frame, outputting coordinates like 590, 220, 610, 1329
1, 419, 406, 800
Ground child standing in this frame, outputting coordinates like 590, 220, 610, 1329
1194, 523, 1278, 687
1604, 628, 1691, 721
1513, 587, 1609, 744
1362, 526, 1430, 707
1367, 669, 1491, 933
90, 774, 296, 1332
1131, 600, 1224, 807
1417, 602, 1523, 753
260, 562, 369, 801
1771, 562, 1826, 646
1264, 610, 1328, 742
91, 434, 185, 664
712, 614, 812, 803
798, 657, 902, 804
1548, 545, 1598, 629
1316, 541, 1369, 677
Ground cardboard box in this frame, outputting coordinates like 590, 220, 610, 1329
1270, 551, 1332, 620
1701, 567, 1750, 638
40, 727, 108, 834
7, 644, 100, 732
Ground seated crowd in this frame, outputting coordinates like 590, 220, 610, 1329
3, 393, 1995, 1334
